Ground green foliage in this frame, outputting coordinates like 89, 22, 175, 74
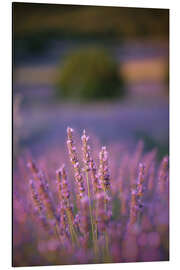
56, 47, 125, 101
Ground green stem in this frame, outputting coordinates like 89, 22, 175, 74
66, 209, 78, 246
104, 231, 111, 262
86, 172, 97, 253
102, 187, 111, 262
55, 222, 62, 243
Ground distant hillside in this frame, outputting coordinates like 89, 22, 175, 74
13, 3, 169, 40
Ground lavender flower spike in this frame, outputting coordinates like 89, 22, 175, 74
137, 163, 145, 201
29, 179, 50, 232
57, 164, 77, 244
99, 146, 110, 191
28, 160, 57, 222
81, 129, 91, 172
129, 188, 138, 226
158, 156, 169, 193
89, 158, 99, 194
67, 127, 85, 199
57, 164, 70, 203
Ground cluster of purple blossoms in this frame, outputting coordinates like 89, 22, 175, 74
13, 127, 169, 266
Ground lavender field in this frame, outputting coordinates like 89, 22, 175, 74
13, 3, 169, 267
13, 99, 169, 266
14, 97, 169, 159
13, 126, 169, 266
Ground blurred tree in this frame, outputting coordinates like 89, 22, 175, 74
56, 47, 125, 101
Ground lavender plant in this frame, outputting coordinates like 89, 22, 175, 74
13, 127, 169, 266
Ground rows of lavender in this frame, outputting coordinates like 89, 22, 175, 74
13, 127, 169, 266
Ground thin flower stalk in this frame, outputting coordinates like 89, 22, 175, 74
97, 146, 111, 259
78, 196, 90, 249
89, 157, 99, 246
148, 162, 155, 192
81, 130, 95, 248
129, 188, 139, 226
96, 191, 111, 261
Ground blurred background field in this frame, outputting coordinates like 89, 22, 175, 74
13, 3, 169, 161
